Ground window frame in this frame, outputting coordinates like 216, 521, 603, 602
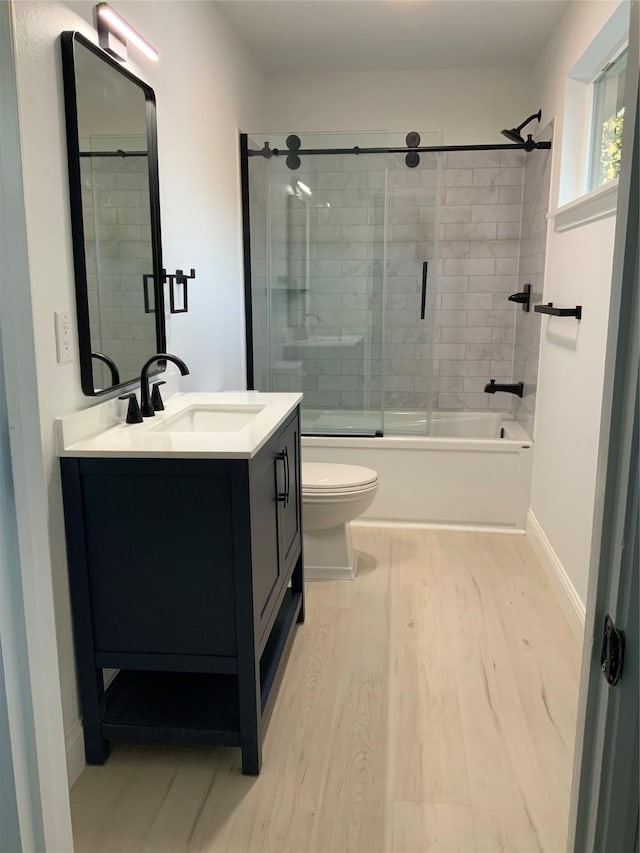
553, 1, 629, 226
587, 44, 628, 193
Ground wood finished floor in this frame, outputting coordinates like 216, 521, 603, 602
70, 528, 581, 853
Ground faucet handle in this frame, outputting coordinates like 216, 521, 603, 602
118, 392, 143, 424
151, 381, 166, 412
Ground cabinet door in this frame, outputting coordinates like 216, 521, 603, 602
249, 433, 281, 633
76, 459, 238, 657
276, 413, 302, 578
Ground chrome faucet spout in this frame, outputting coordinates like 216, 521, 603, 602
140, 353, 189, 417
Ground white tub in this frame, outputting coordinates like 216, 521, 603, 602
302, 412, 533, 530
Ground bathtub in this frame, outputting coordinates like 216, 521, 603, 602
302, 412, 533, 530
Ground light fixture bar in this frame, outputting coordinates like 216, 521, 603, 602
96, 3, 159, 62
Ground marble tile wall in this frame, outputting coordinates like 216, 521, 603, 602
431, 150, 525, 413
251, 145, 542, 418
512, 130, 553, 434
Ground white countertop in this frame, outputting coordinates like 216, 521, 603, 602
56, 392, 303, 459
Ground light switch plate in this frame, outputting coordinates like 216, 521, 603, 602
55, 311, 74, 363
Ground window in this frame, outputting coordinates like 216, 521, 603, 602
588, 47, 628, 191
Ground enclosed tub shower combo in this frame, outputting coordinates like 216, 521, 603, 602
241, 119, 556, 571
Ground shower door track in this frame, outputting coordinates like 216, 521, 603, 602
303, 432, 385, 439
246, 141, 551, 157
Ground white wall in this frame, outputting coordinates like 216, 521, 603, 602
10, 0, 264, 784
261, 66, 534, 144
1, 2, 73, 844
143, 2, 264, 391
529, 0, 623, 609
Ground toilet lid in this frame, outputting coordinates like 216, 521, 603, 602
302, 462, 378, 492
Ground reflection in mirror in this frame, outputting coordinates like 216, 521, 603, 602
62, 32, 165, 395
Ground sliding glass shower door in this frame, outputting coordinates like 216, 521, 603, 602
247, 133, 538, 438
382, 150, 440, 435
247, 131, 442, 436
254, 133, 390, 435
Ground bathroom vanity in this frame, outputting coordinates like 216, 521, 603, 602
57, 392, 304, 775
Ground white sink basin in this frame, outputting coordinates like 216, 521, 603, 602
152, 404, 265, 433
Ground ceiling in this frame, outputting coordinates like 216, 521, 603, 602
215, 0, 570, 74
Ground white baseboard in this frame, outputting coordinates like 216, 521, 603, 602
526, 510, 585, 644
354, 520, 525, 535
304, 564, 355, 581
65, 719, 85, 789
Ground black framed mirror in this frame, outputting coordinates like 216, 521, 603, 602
61, 31, 165, 396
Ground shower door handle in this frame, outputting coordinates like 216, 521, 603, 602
420, 261, 428, 320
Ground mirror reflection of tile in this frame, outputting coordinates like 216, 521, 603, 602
80, 133, 155, 391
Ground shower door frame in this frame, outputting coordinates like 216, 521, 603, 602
239, 132, 551, 435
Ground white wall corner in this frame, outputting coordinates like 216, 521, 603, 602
64, 719, 85, 789
526, 510, 586, 644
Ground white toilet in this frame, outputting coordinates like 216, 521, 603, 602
301, 462, 378, 580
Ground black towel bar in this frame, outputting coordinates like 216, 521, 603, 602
534, 302, 582, 319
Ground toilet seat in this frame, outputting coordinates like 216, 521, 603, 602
302, 462, 378, 496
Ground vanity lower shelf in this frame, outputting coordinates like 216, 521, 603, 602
102, 671, 241, 747
99, 589, 303, 751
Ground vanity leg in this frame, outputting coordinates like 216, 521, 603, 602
237, 650, 262, 776
84, 731, 110, 765
292, 553, 305, 624
81, 666, 110, 765
61, 458, 110, 764
240, 731, 262, 776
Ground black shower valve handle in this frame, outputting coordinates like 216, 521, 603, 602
508, 283, 531, 312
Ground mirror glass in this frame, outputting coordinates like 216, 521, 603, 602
62, 32, 165, 395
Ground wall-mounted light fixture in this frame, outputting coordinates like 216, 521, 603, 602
95, 3, 159, 63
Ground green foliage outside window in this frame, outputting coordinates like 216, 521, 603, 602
599, 108, 625, 185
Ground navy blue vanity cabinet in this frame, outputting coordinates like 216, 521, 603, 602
60, 407, 304, 776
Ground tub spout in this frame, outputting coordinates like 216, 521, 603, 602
484, 379, 524, 398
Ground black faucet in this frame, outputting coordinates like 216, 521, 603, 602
140, 353, 189, 417
484, 379, 524, 398
91, 351, 121, 387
